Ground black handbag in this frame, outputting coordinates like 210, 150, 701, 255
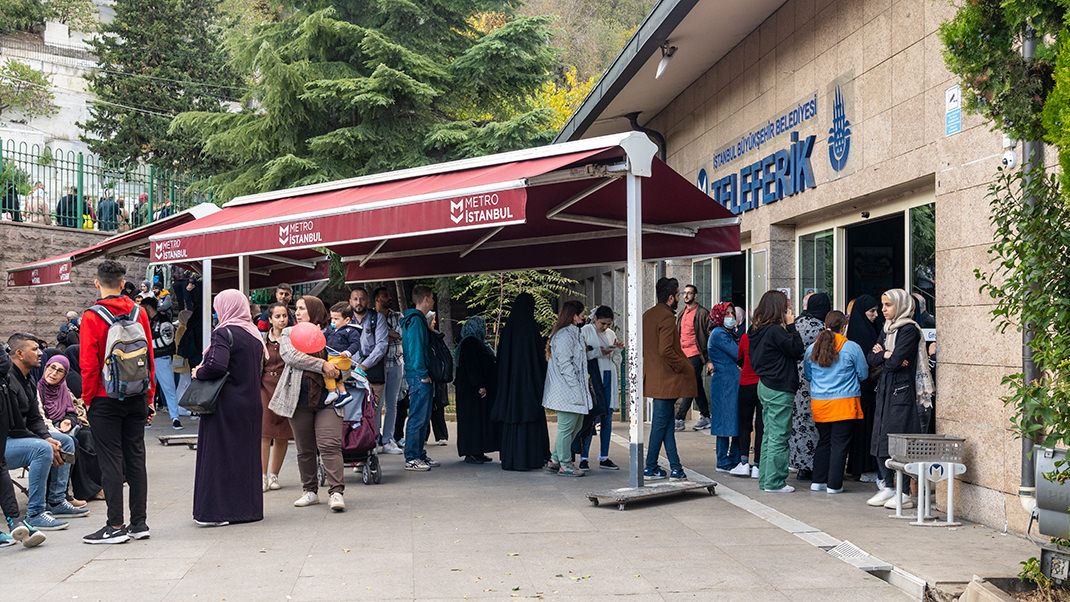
178, 329, 232, 416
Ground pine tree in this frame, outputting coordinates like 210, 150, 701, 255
79, 0, 234, 170
170, 1, 559, 201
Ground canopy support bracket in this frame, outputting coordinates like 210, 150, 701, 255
360, 239, 388, 267
545, 177, 620, 219
460, 227, 504, 258
257, 254, 318, 270
550, 213, 697, 237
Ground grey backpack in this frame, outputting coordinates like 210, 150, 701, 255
88, 304, 151, 400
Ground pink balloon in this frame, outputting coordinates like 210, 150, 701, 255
291, 321, 326, 354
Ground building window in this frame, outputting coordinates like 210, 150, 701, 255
692, 259, 712, 309
799, 229, 835, 304
749, 249, 767, 311
910, 203, 936, 323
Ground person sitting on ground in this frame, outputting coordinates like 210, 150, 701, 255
57, 311, 80, 350
324, 302, 362, 408
255, 283, 296, 331
803, 311, 866, 495
4, 333, 88, 532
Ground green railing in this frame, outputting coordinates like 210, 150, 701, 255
0, 138, 212, 232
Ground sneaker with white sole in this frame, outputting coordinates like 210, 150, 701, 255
884, 493, 915, 509
827, 487, 844, 494
750, 465, 760, 479
267, 474, 281, 490
293, 491, 320, 507
0, 532, 15, 548
82, 524, 129, 544
810, 483, 827, 491
692, 416, 711, 430
405, 459, 431, 471
8, 519, 45, 548
729, 462, 750, 477
194, 520, 230, 527
422, 456, 440, 467
129, 523, 150, 540
762, 485, 795, 493
25, 512, 68, 531
329, 492, 345, 512
262, 474, 270, 492
859, 472, 879, 483
48, 500, 90, 518
381, 441, 403, 455
866, 487, 896, 507
673, 419, 684, 431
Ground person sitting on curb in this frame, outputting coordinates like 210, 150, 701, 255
0, 346, 47, 549
4, 333, 88, 532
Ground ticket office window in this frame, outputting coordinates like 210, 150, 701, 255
692, 259, 713, 310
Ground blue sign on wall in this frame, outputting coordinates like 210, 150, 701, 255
702, 131, 817, 215
828, 86, 851, 171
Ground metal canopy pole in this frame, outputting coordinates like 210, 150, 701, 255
202, 259, 212, 349
237, 255, 251, 297
625, 171, 645, 489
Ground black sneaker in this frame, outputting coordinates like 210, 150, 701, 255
172, 419, 183, 430
578, 460, 590, 470
599, 458, 620, 470
83, 524, 130, 545
129, 523, 150, 540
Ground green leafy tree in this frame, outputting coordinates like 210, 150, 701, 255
44, 0, 97, 31
170, 1, 559, 202
0, 58, 58, 120
457, 270, 578, 347
79, 0, 234, 170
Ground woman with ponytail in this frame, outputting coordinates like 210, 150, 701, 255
803, 311, 866, 494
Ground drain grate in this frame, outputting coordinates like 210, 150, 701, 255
827, 540, 893, 572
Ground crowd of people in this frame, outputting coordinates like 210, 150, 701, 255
1, 180, 174, 232
0, 258, 936, 550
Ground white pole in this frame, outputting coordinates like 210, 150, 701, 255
237, 255, 250, 296
202, 259, 212, 349
625, 171, 645, 488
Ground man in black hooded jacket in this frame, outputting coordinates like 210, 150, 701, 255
0, 346, 47, 548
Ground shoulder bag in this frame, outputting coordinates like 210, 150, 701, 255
178, 329, 233, 415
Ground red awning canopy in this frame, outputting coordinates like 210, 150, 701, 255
6, 203, 221, 288
148, 132, 740, 281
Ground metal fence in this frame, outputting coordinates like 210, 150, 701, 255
0, 138, 212, 232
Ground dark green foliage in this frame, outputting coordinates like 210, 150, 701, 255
457, 270, 578, 346
172, 2, 559, 201
79, 0, 235, 171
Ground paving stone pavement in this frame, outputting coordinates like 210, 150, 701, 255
0, 418, 923, 602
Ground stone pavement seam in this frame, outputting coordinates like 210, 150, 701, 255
608, 431, 928, 600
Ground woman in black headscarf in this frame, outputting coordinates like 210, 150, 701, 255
789, 293, 830, 480
844, 294, 880, 479
64, 344, 84, 399
491, 293, 551, 471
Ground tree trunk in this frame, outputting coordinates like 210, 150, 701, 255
395, 280, 409, 310
436, 276, 453, 348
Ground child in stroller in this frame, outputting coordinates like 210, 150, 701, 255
318, 365, 382, 486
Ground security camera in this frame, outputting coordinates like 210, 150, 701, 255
860, 211, 870, 219
1002, 150, 1018, 169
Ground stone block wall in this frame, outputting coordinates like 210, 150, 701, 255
0, 221, 149, 345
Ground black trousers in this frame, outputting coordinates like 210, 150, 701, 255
425, 383, 449, 442
0, 459, 19, 520
88, 396, 149, 527
737, 383, 763, 465
675, 355, 710, 420
813, 420, 854, 490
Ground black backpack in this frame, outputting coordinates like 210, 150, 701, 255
402, 313, 453, 383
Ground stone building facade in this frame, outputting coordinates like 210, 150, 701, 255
562, 0, 1029, 532
0, 221, 149, 341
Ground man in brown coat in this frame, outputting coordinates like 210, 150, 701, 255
643, 277, 697, 481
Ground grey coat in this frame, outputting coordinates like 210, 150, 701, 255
541, 325, 592, 415
267, 326, 329, 419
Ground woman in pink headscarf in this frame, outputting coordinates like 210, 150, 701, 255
189, 289, 266, 526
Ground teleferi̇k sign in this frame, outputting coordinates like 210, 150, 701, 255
698, 85, 852, 215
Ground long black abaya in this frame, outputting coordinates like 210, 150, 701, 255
491, 294, 550, 471
455, 337, 500, 457
845, 294, 880, 476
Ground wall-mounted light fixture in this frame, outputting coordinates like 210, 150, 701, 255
655, 43, 677, 79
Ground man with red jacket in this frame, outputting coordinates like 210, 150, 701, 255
80, 260, 156, 545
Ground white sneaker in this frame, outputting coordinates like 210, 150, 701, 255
381, 441, 403, 455
267, 474, 281, 490
866, 488, 896, 507
810, 483, 827, 491
729, 462, 750, 477
827, 487, 844, 494
262, 474, 269, 492
762, 485, 795, 493
324, 391, 339, 404
750, 465, 760, 479
293, 491, 319, 507
884, 493, 915, 509
329, 492, 345, 512
859, 472, 879, 483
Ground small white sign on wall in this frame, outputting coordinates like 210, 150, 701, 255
945, 85, 962, 136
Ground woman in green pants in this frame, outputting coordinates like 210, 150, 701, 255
748, 290, 805, 493
541, 300, 593, 477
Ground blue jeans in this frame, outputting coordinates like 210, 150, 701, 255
380, 362, 404, 444
716, 436, 741, 470
4, 432, 74, 516
404, 375, 432, 461
155, 355, 186, 417
645, 398, 682, 472
582, 371, 614, 460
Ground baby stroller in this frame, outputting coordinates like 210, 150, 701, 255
317, 369, 382, 486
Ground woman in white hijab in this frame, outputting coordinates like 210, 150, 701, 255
864, 288, 923, 510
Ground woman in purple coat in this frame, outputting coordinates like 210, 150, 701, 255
191, 289, 267, 526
